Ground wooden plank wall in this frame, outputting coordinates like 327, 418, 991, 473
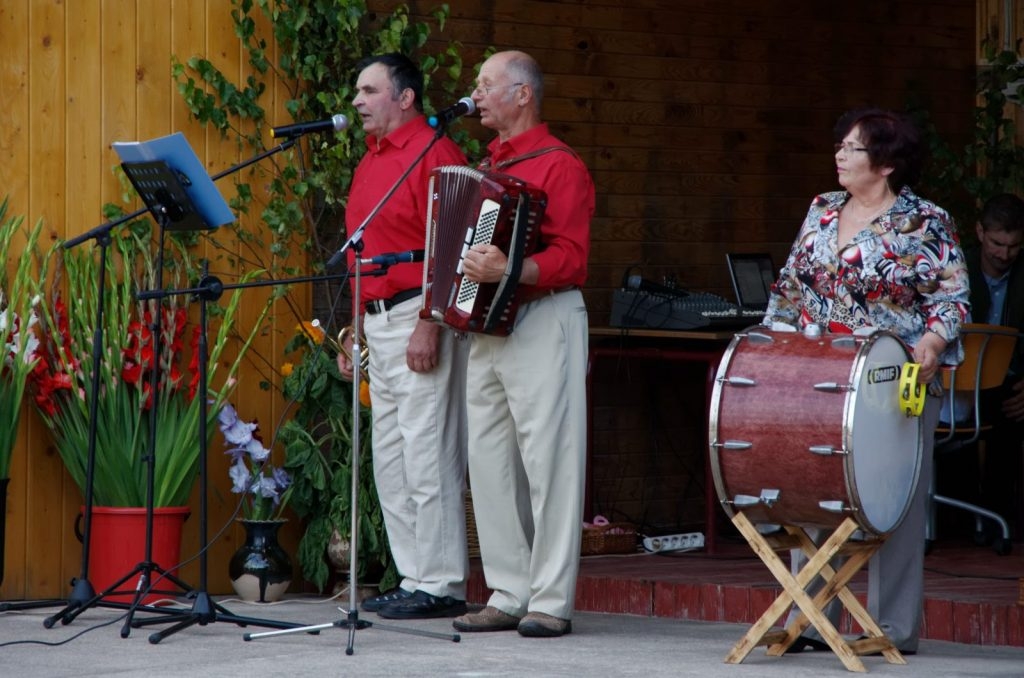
391, 0, 980, 313
0, 0, 299, 601
0, 0, 1007, 598
389, 0, 985, 533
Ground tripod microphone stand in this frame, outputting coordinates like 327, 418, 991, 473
0, 226, 113, 616
243, 246, 459, 653
39, 209, 186, 627
245, 123, 461, 654
129, 263, 310, 643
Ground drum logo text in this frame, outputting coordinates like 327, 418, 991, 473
867, 365, 899, 384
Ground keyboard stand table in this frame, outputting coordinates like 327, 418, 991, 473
587, 326, 735, 553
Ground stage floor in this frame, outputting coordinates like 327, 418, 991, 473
467, 534, 1024, 647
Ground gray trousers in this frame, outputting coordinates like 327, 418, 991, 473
784, 397, 939, 652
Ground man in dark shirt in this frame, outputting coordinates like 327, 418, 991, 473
963, 192, 1024, 538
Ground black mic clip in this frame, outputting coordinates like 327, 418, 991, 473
428, 97, 476, 129
360, 249, 426, 268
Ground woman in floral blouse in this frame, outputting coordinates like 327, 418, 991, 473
766, 108, 970, 656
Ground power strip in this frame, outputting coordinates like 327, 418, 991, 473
643, 532, 705, 553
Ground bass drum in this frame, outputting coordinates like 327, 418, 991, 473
708, 326, 922, 536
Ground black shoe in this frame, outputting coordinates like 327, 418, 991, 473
360, 587, 413, 612
857, 635, 917, 656
784, 636, 831, 653
865, 649, 917, 657
377, 590, 468, 619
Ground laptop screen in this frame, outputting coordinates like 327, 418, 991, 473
726, 253, 775, 310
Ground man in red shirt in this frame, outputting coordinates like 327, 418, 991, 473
336, 53, 469, 620
452, 50, 595, 638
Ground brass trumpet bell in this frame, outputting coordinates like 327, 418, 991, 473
339, 325, 370, 382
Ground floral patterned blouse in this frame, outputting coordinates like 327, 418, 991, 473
764, 186, 969, 365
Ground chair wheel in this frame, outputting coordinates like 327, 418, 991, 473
972, 529, 992, 547
993, 538, 1012, 556
924, 539, 934, 556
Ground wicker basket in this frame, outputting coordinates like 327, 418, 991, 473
581, 522, 637, 556
465, 489, 480, 558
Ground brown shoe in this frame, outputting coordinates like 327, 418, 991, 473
517, 611, 572, 637
452, 605, 521, 632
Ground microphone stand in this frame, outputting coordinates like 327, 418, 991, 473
129, 263, 347, 644
35, 209, 178, 625
1, 229, 111, 615
45, 137, 315, 634
244, 124, 461, 654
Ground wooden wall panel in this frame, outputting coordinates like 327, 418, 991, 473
389, 0, 980, 533
25, 0, 71, 601
387, 0, 978, 308
0, 0, 1002, 598
0, 0, 33, 603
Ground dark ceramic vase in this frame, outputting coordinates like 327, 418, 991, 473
228, 519, 292, 603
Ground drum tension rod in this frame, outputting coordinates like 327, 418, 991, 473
731, 489, 781, 508
819, 500, 857, 515
813, 381, 853, 393
809, 444, 848, 456
711, 440, 752, 450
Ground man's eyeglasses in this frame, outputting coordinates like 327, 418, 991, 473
834, 142, 868, 155
472, 82, 524, 97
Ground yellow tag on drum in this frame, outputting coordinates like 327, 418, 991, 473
898, 361, 925, 417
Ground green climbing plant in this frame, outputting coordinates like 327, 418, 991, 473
912, 37, 1024, 234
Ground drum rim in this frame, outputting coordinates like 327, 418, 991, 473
842, 330, 923, 535
708, 326, 773, 522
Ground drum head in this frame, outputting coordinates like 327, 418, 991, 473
845, 332, 922, 534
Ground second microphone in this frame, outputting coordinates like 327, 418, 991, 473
360, 249, 425, 267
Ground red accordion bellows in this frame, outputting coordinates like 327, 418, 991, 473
420, 165, 547, 336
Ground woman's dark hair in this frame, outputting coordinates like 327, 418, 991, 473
834, 108, 923, 191
356, 52, 424, 112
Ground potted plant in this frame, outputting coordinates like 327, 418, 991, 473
0, 198, 43, 587
27, 219, 271, 596
278, 320, 395, 594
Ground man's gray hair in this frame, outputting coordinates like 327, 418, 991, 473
507, 53, 544, 105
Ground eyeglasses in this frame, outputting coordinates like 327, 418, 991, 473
834, 142, 868, 155
472, 82, 524, 97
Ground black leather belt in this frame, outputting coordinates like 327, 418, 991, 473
365, 288, 421, 315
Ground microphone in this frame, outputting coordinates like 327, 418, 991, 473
428, 97, 476, 128
625, 274, 689, 298
360, 249, 425, 267
270, 114, 349, 139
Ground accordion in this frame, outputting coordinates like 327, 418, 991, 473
420, 166, 547, 336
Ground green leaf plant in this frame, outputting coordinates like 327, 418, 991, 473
911, 36, 1024, 238
0, 198, 44, 480
27, 214, 272, 508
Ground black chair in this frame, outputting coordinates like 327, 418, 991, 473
927, 323, 1020, 556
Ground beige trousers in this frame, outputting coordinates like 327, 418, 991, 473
466, 289, 589, 619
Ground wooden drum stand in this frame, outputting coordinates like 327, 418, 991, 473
725, 512, 906, 673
